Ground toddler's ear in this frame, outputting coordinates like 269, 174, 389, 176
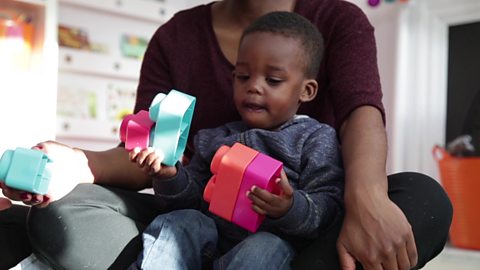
299, 79, 318, 103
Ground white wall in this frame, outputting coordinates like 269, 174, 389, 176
351, 0, 480, 180
0, 0, 58, 154
18, 0, 474, 180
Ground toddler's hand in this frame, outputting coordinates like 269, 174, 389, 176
129, 147, 177, 179
247, 170, 293, 218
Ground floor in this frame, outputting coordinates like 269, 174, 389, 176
422, 246, 480, 270
12, 246, 480, 269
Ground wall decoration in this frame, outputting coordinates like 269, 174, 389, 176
106, 83, 136, 121
120, 34, 148, 60
58, 24, 108, 53
0, 7, 34, 70
368, 0, 409, 7
57, 85, 98, 120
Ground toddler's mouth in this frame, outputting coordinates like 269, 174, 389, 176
244, 102, 266, 112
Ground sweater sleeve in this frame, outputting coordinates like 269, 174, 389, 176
266, 124, 344, 238
151, 126, 229, 209
326, 2, 385, 128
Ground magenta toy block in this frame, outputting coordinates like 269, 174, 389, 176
232, 152, 283, 232
204, 143, 258, 222
204, 142, 283, 232
119, 110, 154, 151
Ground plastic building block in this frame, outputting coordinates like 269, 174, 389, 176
0, 147, 52, 195
119, 110, 154, 151
148, 90, 196, 166
204, 142, 283, 232
232, 152, 282, 232
119, 89, 196, 166
204, 143, 258, 222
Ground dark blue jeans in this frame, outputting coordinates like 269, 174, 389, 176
130, 209, 294, 270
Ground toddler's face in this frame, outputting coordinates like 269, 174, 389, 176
233, 32, 307, 130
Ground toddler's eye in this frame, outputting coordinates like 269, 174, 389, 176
235, 74, 250, 81
266, 77, 283, 85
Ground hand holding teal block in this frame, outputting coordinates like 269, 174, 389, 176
120, 89, 196, 166
0, 147, 52, 195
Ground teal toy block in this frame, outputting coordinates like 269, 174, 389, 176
0, 147, 52, 195
148, 90, 196, 166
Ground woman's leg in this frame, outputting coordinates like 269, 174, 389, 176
215, 232, 295, 270
0, 204, 31, 269
131, 209, 217, 270
291, 172, 453, 269
28, 184, 165, 270
388, 172, 453, 268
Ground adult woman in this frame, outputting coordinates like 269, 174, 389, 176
2, 0, 452, 269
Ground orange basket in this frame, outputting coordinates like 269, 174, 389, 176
433, 145, 480, 250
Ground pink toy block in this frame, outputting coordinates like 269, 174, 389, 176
204, 143, 258, 222
119, 90, 196, 166
232, 152, 282, 232
119, 110, 154, 151
204, 142, 283, 232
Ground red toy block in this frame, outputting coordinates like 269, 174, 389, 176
204, 143, 258, 222
204, 142, 283, 232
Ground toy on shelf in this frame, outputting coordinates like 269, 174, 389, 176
0, 147, 52, 195
367, 0, 409, 7
119, 89, 196, 166
203, 142, 283, 232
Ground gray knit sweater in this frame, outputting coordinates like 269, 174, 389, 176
153, 116, 344, 241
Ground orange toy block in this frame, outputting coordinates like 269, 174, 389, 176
203, 143, 258, 222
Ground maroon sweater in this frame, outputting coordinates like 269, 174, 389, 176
135, 0, 384, 157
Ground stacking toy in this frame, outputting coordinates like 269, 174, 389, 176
119, 110, 154, 151
0, 147, 52, 195
203, 142, 283, 232
120, 89, 196, 166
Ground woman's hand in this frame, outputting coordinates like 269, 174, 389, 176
1, 141, 95, 208
1, 181, 50, 208
34, 141, 94, 206
337, 107, 418, 270
337, 188, 418, 270
0, 198, 11, 211
0, 192, 12, 211
247, 170, 294, 218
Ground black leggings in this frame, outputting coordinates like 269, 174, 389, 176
1, 172, 452, 270
291, 172, 453, 269
0, 204, 31, 269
